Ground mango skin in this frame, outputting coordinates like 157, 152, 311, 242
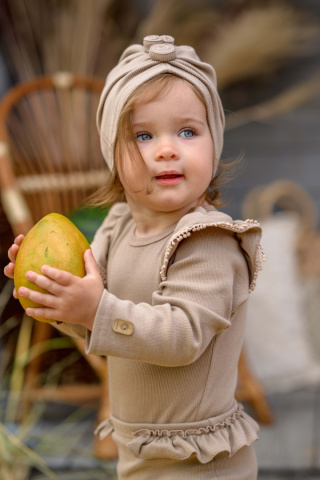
14, 213, 91, 323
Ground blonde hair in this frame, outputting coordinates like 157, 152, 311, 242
89, 74, 236, 208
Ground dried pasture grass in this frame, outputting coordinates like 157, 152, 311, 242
203, 4, 319, 88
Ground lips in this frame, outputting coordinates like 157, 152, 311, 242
155, 171, 183, 180
154, 171, 184, 186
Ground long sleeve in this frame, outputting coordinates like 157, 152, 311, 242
86, 227, 249, 366
53, 322, 88, 338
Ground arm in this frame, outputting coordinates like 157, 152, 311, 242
15, 227, 248, 367
86, 228, 248, 366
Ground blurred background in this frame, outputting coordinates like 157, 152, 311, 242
0, 0, 319, 479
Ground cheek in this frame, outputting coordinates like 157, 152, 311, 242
203, 139, 215, 179
196, 143, 214, 177
119, 162, 137, 191
118, 151, 149, 193
135, 142, 150, 165
198, 167, 213, 189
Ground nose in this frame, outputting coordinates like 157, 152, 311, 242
155, 138, 179, 161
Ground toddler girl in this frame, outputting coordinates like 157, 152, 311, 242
5, 35, 264, 479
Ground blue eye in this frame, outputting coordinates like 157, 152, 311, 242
179, 129, 195, 138
136, 132, 152, 141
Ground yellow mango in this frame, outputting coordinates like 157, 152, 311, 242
14, 213, 90, 323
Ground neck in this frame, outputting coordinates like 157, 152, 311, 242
127, 202, 194, 238
133, 210, 185, 238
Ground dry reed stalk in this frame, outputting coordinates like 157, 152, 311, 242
5, 314, 34, 424
1, 0, 318, 90
43, 0, 111, 75
226, 73, 320, 130
137, 0, 219, 47
1, 0, 38, 81
0, 281, 14, 318
0, 463, 31, 480
1, 0, 113, 81
0, 423, 57, 479
0, 316, 20, 381
204, 4, 319, 89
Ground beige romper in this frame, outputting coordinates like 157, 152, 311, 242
57, 203, 263, 479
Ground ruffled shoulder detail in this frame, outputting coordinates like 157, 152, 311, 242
160, 207, 265, 293
128, 404, 259, 463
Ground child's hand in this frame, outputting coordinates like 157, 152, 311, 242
17, 249, 104, 330
4, 234, 25, 299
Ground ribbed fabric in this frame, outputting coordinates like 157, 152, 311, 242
57, 203, 263, 479
95, 407, 258, 479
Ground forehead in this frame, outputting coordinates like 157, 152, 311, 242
132, 80, 206, 118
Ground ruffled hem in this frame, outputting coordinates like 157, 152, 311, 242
94, 404, 259, 464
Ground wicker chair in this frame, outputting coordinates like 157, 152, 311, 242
0, 73, 118, 458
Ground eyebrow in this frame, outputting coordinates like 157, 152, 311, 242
132, 117, 206, 128
178, 117, 206, 126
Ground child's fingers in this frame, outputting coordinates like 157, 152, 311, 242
3, 263, 18, 298
4, 262, 15, 279
84, 249, 99, 276
8, 244, 19, 263
8, 235, 24, 263
3, 262, 18, 298
25, 270, 62, 296
18, 285, 57, 309
40, 264, 75, 286
25, 306, 58, 322
14, 234, 24, 245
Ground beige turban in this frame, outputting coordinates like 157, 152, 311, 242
97, 35, 225, 175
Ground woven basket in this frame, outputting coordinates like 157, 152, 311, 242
242, 180, 320, 390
